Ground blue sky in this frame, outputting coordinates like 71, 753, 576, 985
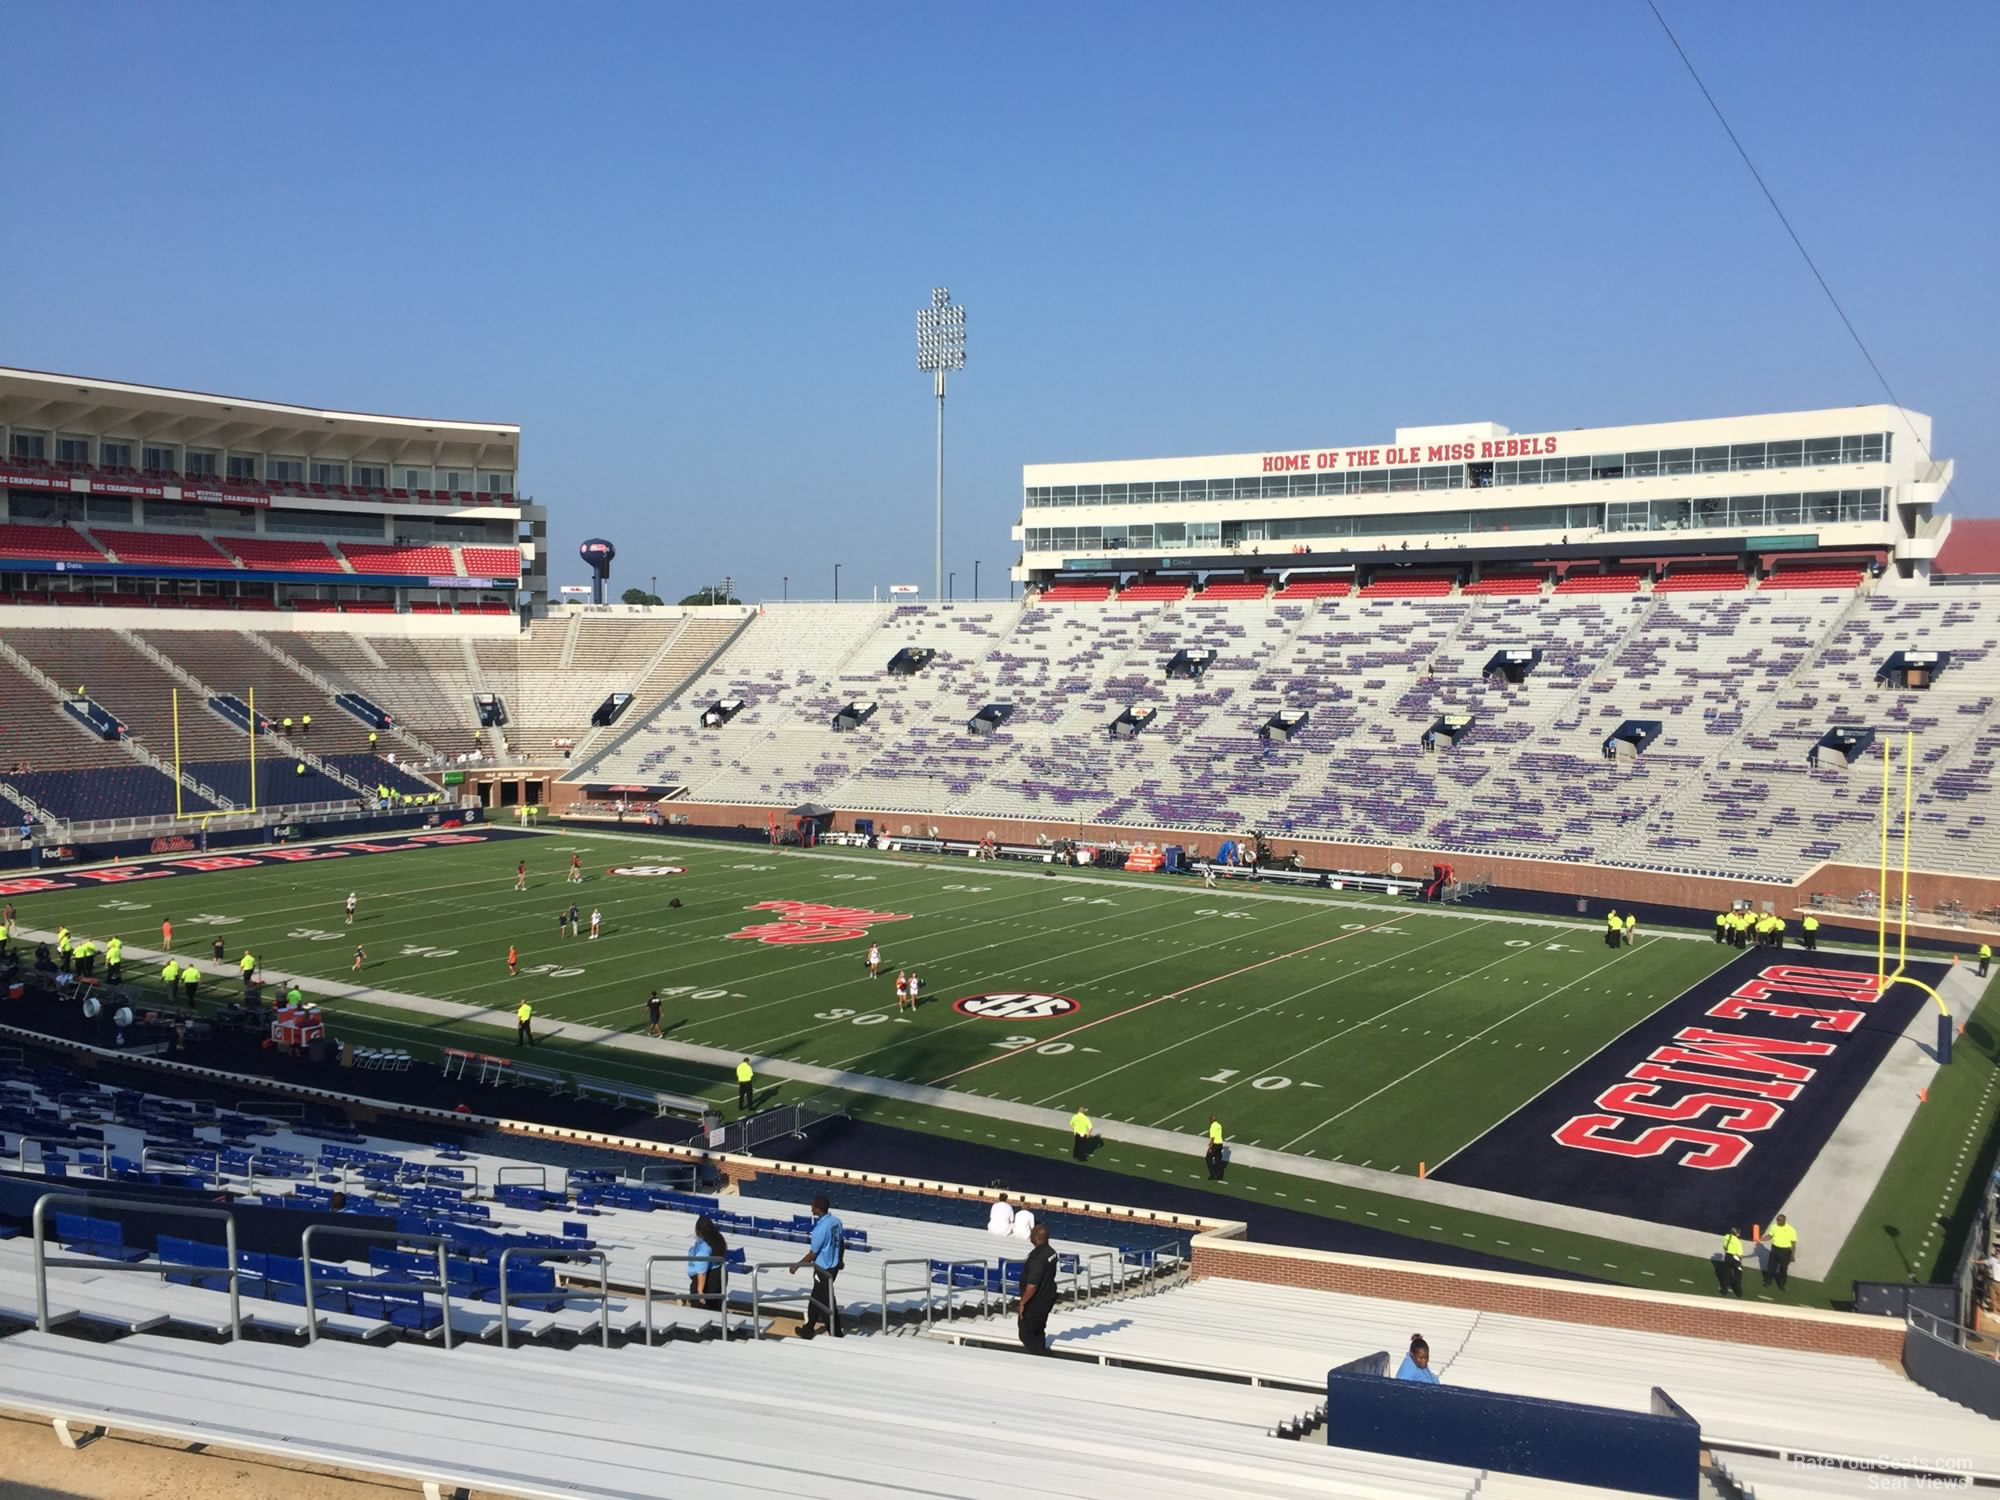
2, 2, 1992, 602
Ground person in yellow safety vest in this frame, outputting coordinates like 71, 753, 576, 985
239, 950, 256, 995
162, 958, 181, 995
1737, 912, 1753, 948
1605, 910, 1621, 950
1978, 942, 1992, 978
1205, 1117, 1226, 1180
1773, 916, 1787, 949
368, 731, 378, 748
736, 1058, 755, 1111
1718, 1227, 1744, 1298
179, 961, 200, 1005
1801, 914, 1819, 952
1623, 912, 1637, 946
283, 717, 293, 733
106, 936, 123, 982
1763, 1215, 1798, 1292
56, 924, 70, 951
1715, 911, 1729, 944
516, 1000, 535, 1047
1070, 1107, 1093, 1162
301, 714, 311, 734
295, 762, 306, 777
75, 939, 96, 979
57, 930, 73, 972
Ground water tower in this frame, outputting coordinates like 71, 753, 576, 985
579, 537, 615, 604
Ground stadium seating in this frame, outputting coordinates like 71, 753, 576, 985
1272, 577, 1350, 599
138, 632, 383, 755
10, 765, 209, 819
339, 543, 455, 576
1038, 582, 1115, 602
87, 529, 234, 566
1460, 571, 1546, 596
1358, 573, 1456, 598
1765, 563, 1866, 590
1197, 580, 1271, 600
221, 537, 345, 572
0, 523, 106, 562
1118, 581, 1192, 602
1652, 565, 1747, 592
1552, 569, 1644, 594
460, 545, 523, 577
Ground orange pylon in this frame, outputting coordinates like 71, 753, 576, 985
1418, 1161, 1427, 1179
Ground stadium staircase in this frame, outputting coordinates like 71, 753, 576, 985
111, 630, 373, 802
0, 634, 233, 817
236, 630, 447, 765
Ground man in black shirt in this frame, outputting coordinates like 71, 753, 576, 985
1017, 1223, 1059, 1356
645, 989, 663, 1038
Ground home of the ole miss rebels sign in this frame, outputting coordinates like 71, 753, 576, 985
1436, 951, 1943, 1230
1260, 433, 1561, 473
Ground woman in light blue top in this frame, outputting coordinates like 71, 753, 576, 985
1394, 1334, 1440, 1383
688, 1215, 728, 1312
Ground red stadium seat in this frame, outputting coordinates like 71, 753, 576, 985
1763, 566, 1863, 590
460, 546, 523, 578
1118, 582, 1191, 602
1359, 574, 1456, 598
0, 524, 107, 563
1463, 572, 1548, 596
1272, 577, 1351, 599
1197, 581, 1271, 600
90, 529, 233, 566
1038, 583, 1115, 602
1554, 570, 1645, 594
224, 538, 345, 572
1654, 567, 1748, 593
340, 543, 455, 576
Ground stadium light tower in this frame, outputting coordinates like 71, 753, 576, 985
916, 286, 966, 603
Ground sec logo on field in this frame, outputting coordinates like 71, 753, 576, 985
953, 993, 1081, 1021
609, 864, 687, 877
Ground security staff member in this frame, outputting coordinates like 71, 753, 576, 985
301, 714, 311, 734
1718, 1227, 1745, 1298
1205, 1117, 1226, 1180
239, 950, 257, 994
179, 960, 200, 1006
1715, 911, 1729, 944
1764, 1215, 1798, 1291
105, 936, 123, 983
1017, 1222, 1059, 1356
74, 938, 95, 980
1605, 910, 1621, 949
1623, 912, 1637, 946
282, 717, 293, 734
295, 762, 307, 778
736, 1057, 755, 1111
162, 958, 181, 996
1980, 943, 1993, 978
516, 1000, 535, 1046
1070, 1107, 1093, 1162
1802, 914, 1819, 951
57, 930, 73, 972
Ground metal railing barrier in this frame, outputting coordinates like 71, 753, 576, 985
301, 1223, 455, 1350
32, 1191, 240, 1339
499, 1246, 608, 1349
878, 1257, 935, 1335
140, 1145, 221, 1187
643, 1252, 741, 1345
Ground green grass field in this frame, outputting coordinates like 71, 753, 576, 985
14, 826, 1997, 1304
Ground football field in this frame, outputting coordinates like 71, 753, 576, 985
10, 824, 1996, 1300
13, 827, 1727, 1171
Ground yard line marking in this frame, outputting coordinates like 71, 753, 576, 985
1040, 920, 1480, 1115
925, 912, 1411, 1086
1276, 941, 1650, 1153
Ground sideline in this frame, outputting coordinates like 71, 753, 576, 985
16, 921, 1722, 1267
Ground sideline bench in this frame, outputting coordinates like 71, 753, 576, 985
572, 1074, 715, 1122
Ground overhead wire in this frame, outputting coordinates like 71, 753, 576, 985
1644, 0, 1963, 514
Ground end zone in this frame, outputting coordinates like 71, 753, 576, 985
1436, 951, 1950, 1233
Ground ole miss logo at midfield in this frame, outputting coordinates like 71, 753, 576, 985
725, 899, 912, 945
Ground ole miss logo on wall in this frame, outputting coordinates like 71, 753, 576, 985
725, 899, 913, 945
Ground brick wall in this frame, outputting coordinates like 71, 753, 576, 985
1192, 1240, 1904, 1362
628, 798, 1997, 943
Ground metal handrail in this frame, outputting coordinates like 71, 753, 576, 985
32, 1191, 240, 1339
414, 1161, 482, 1197
301, 1223, 454, 1350
18, 1135, 104, 1178
643, 1252, 739, 1345
1908, 1305, 1968, 1349
878, 1257, 935, 1335
140, 1145, 220, 1187
748, 1259, 818, 1329
495, 1163, 565, 1197
499, 1246, 608, 1350
929, 1257, 992, 1322
1083, 1249, 1117, 1303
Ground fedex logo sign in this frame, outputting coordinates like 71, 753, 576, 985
1552, 964, 1881, 1171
